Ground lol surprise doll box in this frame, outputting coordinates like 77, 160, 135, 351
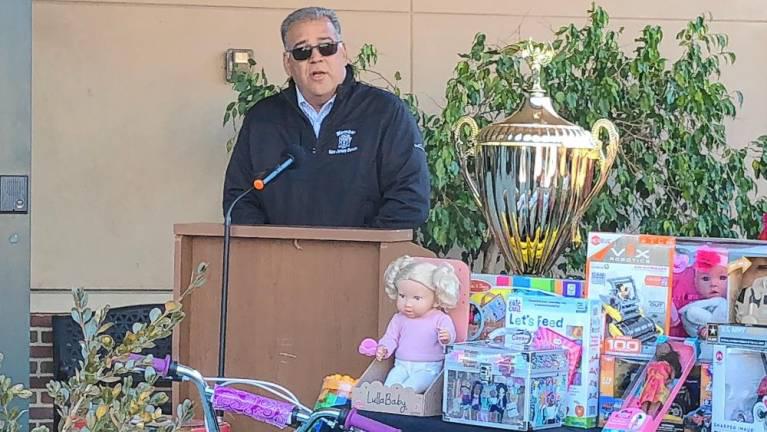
442, 339, 569, 430
503, 292, 604, 428
586, 233, 675, 349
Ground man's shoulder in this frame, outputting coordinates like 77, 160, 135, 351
244, 91, 290, 118
351, 82, 406, 112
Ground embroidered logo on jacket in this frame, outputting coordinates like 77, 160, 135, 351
329, 130, 358, 155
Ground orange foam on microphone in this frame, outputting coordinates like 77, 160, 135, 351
253, 179, 265, 190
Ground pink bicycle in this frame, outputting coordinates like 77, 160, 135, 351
129, 355, 399, 432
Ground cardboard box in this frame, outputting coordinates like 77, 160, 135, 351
586, 233, 675, 347
504, 293, 604, 428
442, 339, 569, 430
351, 357, 443, 416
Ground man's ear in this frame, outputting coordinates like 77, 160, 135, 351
339, 42, 350, 63
282, 52, 291, 77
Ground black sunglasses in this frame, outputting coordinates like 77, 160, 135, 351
289, 41, 341, 61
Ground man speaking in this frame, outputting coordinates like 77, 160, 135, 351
223, 7, 430, 229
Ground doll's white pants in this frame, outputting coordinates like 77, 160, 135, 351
384, 359, 443, 393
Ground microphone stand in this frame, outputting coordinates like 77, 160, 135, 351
217, 152, 297, 378
219, 185, 254, 378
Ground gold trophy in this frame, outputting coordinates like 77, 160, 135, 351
454, 40, 619, 276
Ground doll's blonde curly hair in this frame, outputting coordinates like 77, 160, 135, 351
383, 255, 460, 309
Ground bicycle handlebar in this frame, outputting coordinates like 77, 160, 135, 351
344, 409, 402, 432
211, 386, 296, 428
127, 354, 173, 378
127, 354, 401, 432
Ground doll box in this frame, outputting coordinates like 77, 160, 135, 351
603, 338, 698, 432
660, 362, 712, 432
598, 353, 650, 426
442, 340, 569, 430
351, 357, 443, 416
503, 293, 604, 428
586, 232, 675, 346
711, 345, 767, 432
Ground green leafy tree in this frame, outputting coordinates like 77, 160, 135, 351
224, 6, 767, 276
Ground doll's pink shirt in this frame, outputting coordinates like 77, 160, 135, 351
378, 309, 456, 362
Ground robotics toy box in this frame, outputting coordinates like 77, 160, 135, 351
586, 233, 675, 350
443, 338, 569, 430
502, 292, 603, 428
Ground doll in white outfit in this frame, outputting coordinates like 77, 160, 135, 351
375, 256, 460, 393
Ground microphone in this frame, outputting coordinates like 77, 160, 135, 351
253, 150, 301, 190
218, 146, 302, 378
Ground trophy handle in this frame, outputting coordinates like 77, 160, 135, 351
453, 116, 483, 209
572, 119, 620, 229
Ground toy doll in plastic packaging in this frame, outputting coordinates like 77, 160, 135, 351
375, 256, 460, 393
733, 256, 767, 325
637, 341, 683, 417
670, 245, 728, 337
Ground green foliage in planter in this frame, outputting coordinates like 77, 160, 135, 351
0, 354, 47, 432
223, 6, 767, 275
46, 262, 208, 432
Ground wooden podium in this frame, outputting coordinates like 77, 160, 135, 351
172, 223, 434, 430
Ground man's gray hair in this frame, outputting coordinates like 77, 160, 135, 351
280, 7, 342, 50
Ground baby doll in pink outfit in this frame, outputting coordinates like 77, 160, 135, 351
671, 246, 728, 337
375, 255, 460, 393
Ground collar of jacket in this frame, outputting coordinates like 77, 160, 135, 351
283, 64, 356, 110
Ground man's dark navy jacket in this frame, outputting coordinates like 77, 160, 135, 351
222, 66, 430, 229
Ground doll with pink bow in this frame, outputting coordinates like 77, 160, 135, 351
371, 255, 461, 393
669, 245, 728, 338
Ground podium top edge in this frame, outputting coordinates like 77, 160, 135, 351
173, 223, 415, 243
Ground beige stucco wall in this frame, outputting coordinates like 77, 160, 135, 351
31, 0, 767, 311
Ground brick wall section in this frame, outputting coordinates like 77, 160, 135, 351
29, 314, 55, 431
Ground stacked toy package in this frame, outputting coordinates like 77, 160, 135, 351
503, 292, 603, 428
722, 242, 767, 327
470, 274, 514, 341
469, 274, 586, 341
586, 233, 675, 353
709, 323, 767, 432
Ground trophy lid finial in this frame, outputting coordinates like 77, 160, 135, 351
517, 38, 554, 97
477, 38, 595, 150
